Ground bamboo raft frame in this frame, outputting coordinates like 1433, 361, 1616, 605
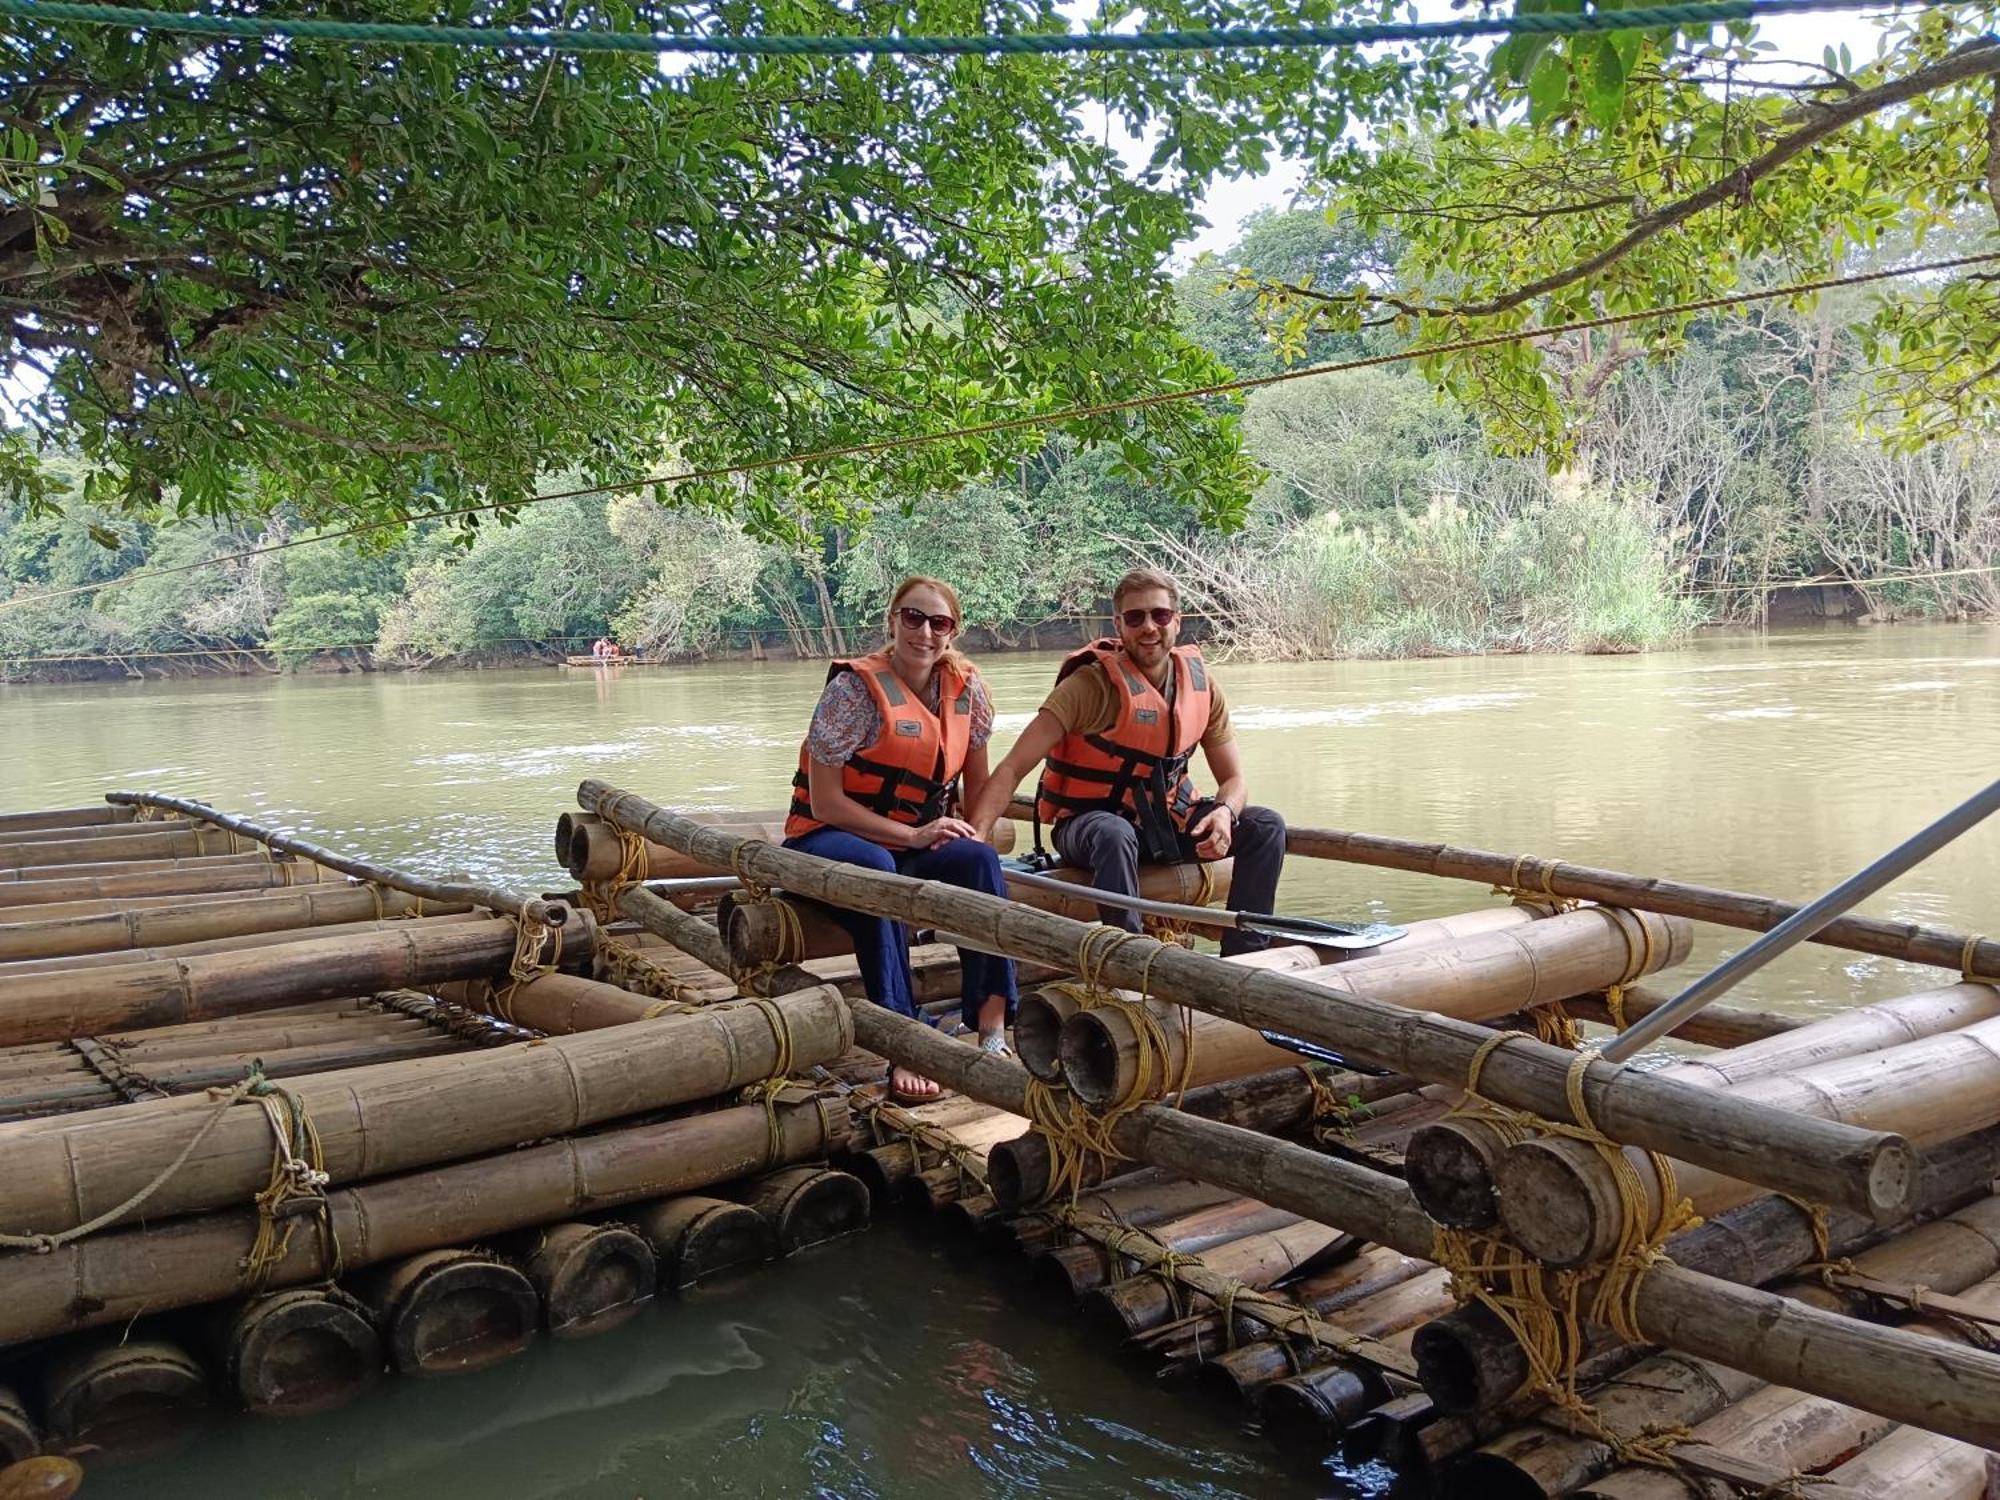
0, 783, 1995, 1497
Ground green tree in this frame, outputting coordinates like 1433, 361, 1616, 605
2, 1, 1454, 537
1258, 7, 2000, 455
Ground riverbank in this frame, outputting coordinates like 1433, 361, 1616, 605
0, 594, 1954, 685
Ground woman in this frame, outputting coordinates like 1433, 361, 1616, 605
782, 576, 1017, 1102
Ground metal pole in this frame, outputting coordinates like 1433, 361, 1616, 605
1600, 776, 2000, 1064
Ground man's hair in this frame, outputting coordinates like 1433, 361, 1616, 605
1111, 567, 1179, 611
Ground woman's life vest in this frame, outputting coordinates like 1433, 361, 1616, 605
785, 653, 975, 840
1033, 639, 1213, 859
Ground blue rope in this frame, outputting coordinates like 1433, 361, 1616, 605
0, 0, 1922, 58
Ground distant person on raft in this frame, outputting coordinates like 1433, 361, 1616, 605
968, 565, 1286, 955
782, 575, 1018, 1103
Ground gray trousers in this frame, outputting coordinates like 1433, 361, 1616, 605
1051, 806, 1287, 957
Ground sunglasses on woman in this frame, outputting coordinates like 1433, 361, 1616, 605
895, 606, 958, 635
1120, 606, 1178, 629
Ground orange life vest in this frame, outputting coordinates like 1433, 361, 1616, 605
1033, 639, 1212, 841
785, 653, 975, 840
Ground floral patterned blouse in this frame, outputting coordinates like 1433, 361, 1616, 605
804, 667, 996, 766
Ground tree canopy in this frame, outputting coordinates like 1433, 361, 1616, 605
0, 0, 1460, 536
1248, 3, 2000, 455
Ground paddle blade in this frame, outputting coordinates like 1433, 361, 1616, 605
1256, 1030, 1395, 1076
1241, 916, 1405, 949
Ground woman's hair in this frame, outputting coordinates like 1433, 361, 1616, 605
887, 575, 975, 678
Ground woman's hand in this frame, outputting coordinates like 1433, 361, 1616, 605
907, 817, 979, 849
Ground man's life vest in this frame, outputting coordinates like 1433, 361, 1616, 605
785, 653, 975, 840
1033, 639, 1212, 851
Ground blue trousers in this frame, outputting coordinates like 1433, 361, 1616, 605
782, 828, 1019, 1029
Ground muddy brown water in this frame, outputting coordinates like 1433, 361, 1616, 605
5, 621, 1996, 1496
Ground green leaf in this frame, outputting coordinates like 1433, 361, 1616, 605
1527, 52, 1570, 124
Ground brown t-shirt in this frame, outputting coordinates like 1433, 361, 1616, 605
1039, 657, 1233, 748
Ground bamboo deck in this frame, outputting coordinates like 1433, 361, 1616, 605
0, 787, 1995, 1497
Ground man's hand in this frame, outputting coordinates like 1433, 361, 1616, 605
1190, 803, 1235, 861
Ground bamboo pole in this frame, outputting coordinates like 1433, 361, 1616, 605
1413, 979, 2000, 1233
1015, 945, 1321, 1081
0, 851, 275, 885
844, 995, 2000, 1450
430, 971, 654, 1032
581, 782, 1912, 1222
1497, 1013, 2000, 1267
1085, 1220, 1378, 1337
0, 826, 259, 870
0, 983, 850, 1236
1571, 1271, 2000, 1500
0, 858, 340, 908
0, 818, 195, 846
1062, 908, 1691, 1110
0, 911, 486, 977
0, 914, 593, 1046
1562, 984, 1802, 1047
0, 804, 133, 834
104, 791, 566, 928
1283, 824, 2000, 979
0, 888, 324, 924
1448, 1197, 2000, 1497
1196, 1267, 1454, 1403
0, 1092, 847, 1345
1414, 1124, 2000, 1421
985, 1065, 1419, 1209
1144, 1241, 1433, 1370
1033, 1200, 1301, 1298
0, 885, 468, 962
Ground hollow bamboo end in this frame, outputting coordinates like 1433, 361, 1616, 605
1406, 1120, 1509, 1229
637, 1197, 776, 1287
1058, 1008, 1133, 1110
224, 1288, 382, 1417
1494, 1137, 1620, 1268
736, 1167, 871, 1255
1014, 991, 1076, 1082
1188, 1346, 1278, 1409
1412, 1304, 1529, 1414
524, 1222, 658, 1338
1257, 1365, 1381, 1453
40, 1337, 208, 1461
983, 1136, 1044, 1212
1084, 1278, 1171, 1339
364, 1250, 540, 1376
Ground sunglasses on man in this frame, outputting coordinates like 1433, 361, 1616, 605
1120, 606, 1178, 629
895, 606, 958, 635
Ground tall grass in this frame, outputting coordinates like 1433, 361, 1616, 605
1163, 479, 1704, 661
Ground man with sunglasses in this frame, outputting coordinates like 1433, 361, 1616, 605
968, 567, 1286, 954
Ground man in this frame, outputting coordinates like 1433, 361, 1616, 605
967, 567, 1286, 955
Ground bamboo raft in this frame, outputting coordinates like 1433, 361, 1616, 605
0, 786, 1996, 1498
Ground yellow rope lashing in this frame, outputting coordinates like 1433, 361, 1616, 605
1140, 861, 1216, 947
1429, 1047, 1703, 1473
1962, 933, 1998, 985
580, 827, 654, 922
1491, 853, 1581, 913
487, 915, 564, 1024
242, 1078, 338, 1292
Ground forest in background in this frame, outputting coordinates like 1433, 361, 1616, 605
5, 209, 1998, 679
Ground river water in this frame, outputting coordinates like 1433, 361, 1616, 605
4, 621, 1997, 1497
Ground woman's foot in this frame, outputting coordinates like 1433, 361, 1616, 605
974, 993, 1010, 1057
888, 1065, 942, 1104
